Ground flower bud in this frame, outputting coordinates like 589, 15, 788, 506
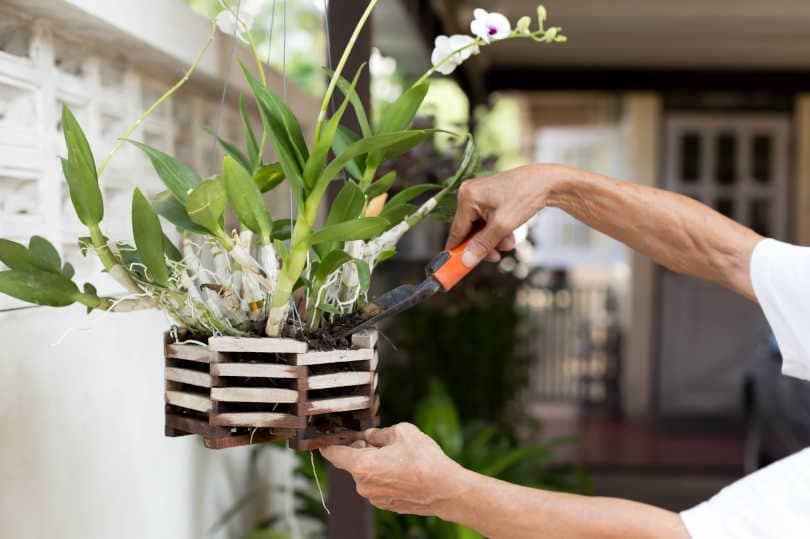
516, 16, 532, 34
537, 5, 547, 25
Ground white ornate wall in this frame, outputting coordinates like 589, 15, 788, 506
0, 2, 319, 538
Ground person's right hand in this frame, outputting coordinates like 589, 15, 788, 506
446, 163, 561, 267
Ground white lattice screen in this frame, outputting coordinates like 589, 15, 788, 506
0, 9, 248, 307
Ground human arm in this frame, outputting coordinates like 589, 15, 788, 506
447, 164, 762, 301
321, 423, 690, 539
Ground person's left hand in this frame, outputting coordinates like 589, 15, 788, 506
320, 423, 465, 515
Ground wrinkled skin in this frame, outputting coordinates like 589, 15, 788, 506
321, 423, 464, 515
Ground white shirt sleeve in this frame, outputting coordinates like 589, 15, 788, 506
750, 238, 810, 381
680, 449, 810, 539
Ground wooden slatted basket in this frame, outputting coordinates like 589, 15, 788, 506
164, 329, 380, 450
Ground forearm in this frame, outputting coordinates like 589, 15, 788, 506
438, 468, 690, 539
545, 165, 762, 300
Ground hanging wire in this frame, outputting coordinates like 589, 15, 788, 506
210, 0, 244, 173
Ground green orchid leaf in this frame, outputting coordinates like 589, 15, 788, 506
60, 106, 103, 226
254, 163, 285, 193
186, 179, 227, 236
0, 269, 79, 307
307, 217, 390, 246
380, 203, 416, 225
271, 219, 292, 241
353, 258, 370, 293
444, 135, 480, 190
315, 130, 431, 193
151, 190, 209, 235
386, 184, 442, 208
163, 233, 182, 262
82, 282, 99, 314
132, 188, 169, 287
272, 239, 289, 264
374, 248, 397, 266
332, 125, 365, 180
241, 64, 308, 198
204, 127, 252, 173
61, 262, 75, 279
223, 155, 273, 243
0, 239, 56, 273
128, 140, 201, 204
116, 242, 145, 281
376, 82, 429, 134
313, 250, 351, 284
239, 95, 261, 170
83, 282, 97, 297
304, 65, 365, 189
327, 181, 365, 226
364, 171, 397, 199
324, 67, 372, 137
29, 236, 62, 273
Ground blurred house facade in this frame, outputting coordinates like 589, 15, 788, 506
394, 0, 810, 429
0, 1, 317, 538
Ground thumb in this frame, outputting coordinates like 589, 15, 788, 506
461, 217, 509, 268
364, 426, 398, 447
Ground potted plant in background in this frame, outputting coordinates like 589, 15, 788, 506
0, 2, 565, 450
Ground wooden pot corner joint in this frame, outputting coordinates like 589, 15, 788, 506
163, 329, 380, 451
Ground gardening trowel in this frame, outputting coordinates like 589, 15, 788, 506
332, 225, 484, 340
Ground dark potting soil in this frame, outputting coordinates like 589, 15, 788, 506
282, 311, 368, 351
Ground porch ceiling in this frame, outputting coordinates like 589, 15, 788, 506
444, 0, 810, 70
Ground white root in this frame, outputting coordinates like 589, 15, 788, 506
105, 295, 157, 312
258, 244, 279, 294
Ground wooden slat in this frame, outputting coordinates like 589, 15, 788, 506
210, 362, 297, 378
166, 390, 211, 413
289, 430, 363, 451
208, 337, 307, 354
307, 371, 372, 390
165, 367, 212, 387
296, 348, 373, 366
212, 412, 303, 428
305, 395, 370, 415
203, 429, 295, 450
211, 387, 298, 403
165, 413, 229, 438
165, 344, 210, 363
351, 329, 378, 349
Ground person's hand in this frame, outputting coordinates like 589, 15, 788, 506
320, 423, 465, 516
446, 163, 561, 267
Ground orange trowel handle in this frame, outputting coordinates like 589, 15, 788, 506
428, 223, 485, 291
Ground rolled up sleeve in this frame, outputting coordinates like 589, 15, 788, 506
750, 239, 810, 381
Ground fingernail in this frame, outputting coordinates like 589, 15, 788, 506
462, 249, 478, 268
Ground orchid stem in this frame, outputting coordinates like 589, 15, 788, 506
313, 0, 379, 143
97, 20, 217, 179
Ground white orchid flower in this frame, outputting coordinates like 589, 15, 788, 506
470, 8, 511, 43
215, 0, 264, 40
430, 34, 480, 75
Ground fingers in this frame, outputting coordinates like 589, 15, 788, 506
445, 183, 479, 250
461, 215, 513, 268
497, 232, 516, 252
364, 426, 398, 447
320, 445, 365, 471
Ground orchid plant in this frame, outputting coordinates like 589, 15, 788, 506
0, 2, 564, 338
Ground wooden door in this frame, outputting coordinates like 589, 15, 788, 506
658, 114, 790, 417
